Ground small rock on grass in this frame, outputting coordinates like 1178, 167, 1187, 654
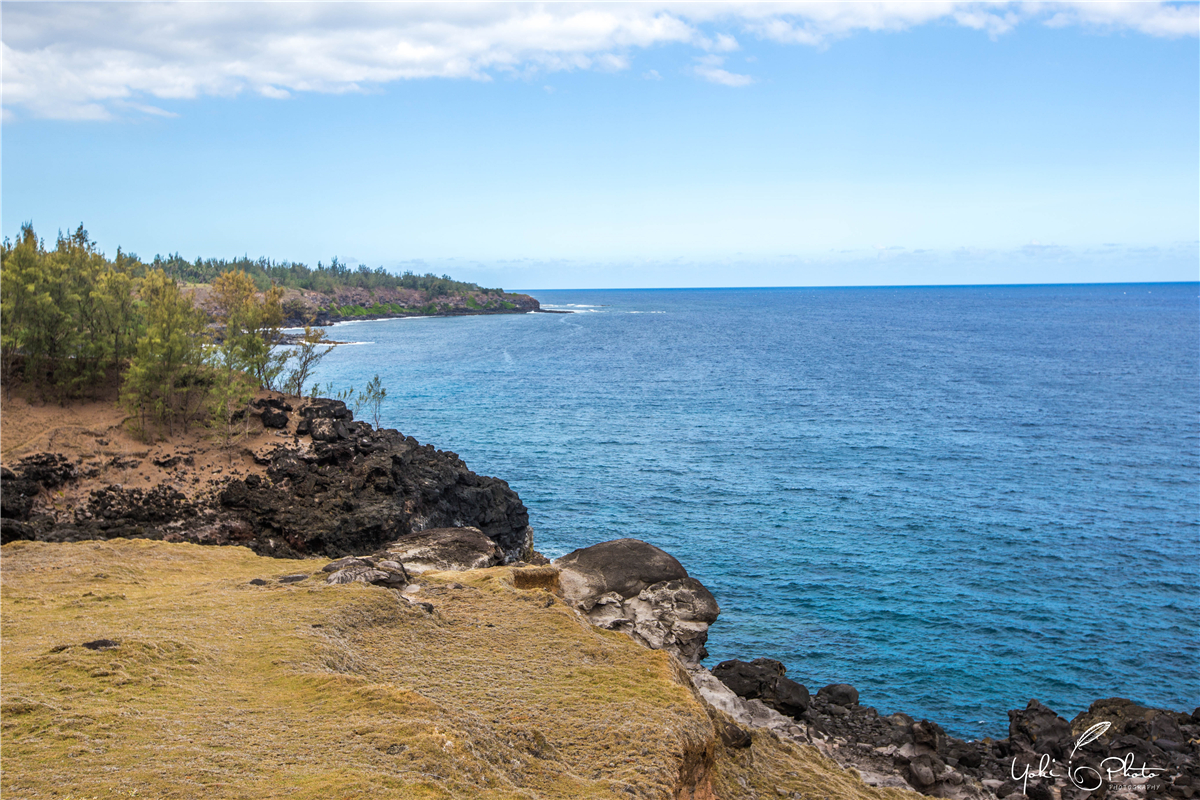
325, 565, 408, 587
81, 639, 119, 650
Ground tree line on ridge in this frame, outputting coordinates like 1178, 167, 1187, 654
0, 223, 400, 442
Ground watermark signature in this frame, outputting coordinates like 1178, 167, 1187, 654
1011, 721, 1172, 794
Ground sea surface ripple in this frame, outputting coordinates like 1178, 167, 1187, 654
310, 284, 1200, 738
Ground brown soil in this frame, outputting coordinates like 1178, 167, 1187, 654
1, 381, 279, 507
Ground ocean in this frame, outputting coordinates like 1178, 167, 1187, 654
306, 283, 1200, 739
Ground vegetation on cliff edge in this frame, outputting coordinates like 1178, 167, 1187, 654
1, 222, 522, 440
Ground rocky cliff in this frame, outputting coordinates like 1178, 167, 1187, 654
275, 285, 542, 326
2, 396, 1194, 800
1, 396, 533, 563
695, 656, 1199, 799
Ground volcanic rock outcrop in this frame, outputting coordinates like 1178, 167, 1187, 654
0, 398, 533, 562
702, 655, 1200, 800
712, 658, 810, 717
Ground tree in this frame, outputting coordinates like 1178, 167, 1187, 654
362, 374, 387, 428
92, 248, 143, 370
0, 223, 142, 400
0, 223, 43, 393
52, 225, 117, 396
9, 229, 77, 395
210, 270, 288, 391
208, 368, 257, 460
121, 269, 210, 440
282, 325, 334, 397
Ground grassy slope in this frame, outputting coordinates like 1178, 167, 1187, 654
1, 540, 915, 800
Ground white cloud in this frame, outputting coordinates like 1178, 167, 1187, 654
643, 69, 663, 80
693, 55, 755, 87
2, 2, 1195, 120
1044, 2, 1200, 36
714, 33, 741, 52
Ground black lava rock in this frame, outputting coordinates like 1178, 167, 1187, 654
817, 683, 859, 708
713, 657, 810, 717
261, 407, 290, 429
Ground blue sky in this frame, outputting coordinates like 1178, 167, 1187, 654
2, 3, 1197, 289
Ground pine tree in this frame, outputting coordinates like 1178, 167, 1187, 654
282, 325, 334, 397
0, 223, 43, 393
121, 269, 211, 440
211, 270, 288, 391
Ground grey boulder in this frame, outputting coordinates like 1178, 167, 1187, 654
325, 563, 408, 587
554, 538, 688, 609
321, 555, 409, 587
377, 527, 503, 574
553, 539, 719, 664
817, 683, 860, 708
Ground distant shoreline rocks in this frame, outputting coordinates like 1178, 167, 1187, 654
281, 287, 543, 328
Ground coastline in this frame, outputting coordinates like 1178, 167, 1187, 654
287, 289, 554, 328
277, 304, 571, 344
1, 389, 1195, 800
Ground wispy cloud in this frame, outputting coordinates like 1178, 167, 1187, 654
693, 55, 754, 87
3, 2, 1195, 120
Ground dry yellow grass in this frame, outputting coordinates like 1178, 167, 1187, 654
1, 539, 916, 800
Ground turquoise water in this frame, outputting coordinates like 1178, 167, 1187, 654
307, 284, 1199, 738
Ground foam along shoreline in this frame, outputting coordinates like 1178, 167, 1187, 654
327, 315, 436, 325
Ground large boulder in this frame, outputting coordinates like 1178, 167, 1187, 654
712, 658, 810, 717
817, 683, 859, 708
308, 418, 349, 442
553, 539, 719, 664
376, 527, 503, 574
299, 398, 352, 420
253, 396, 292, 429
295, 399, 352, 436
554, 538, 689, 609
260, 407, 290, 429
321, 555, 409, 587
253, 396, 293, 413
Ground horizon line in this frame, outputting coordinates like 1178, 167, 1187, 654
515, 280, 1200, 293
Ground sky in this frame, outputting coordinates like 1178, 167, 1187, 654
2, 2, 1198, 290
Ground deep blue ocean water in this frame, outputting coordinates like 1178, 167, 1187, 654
307, 284, 1199, 738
